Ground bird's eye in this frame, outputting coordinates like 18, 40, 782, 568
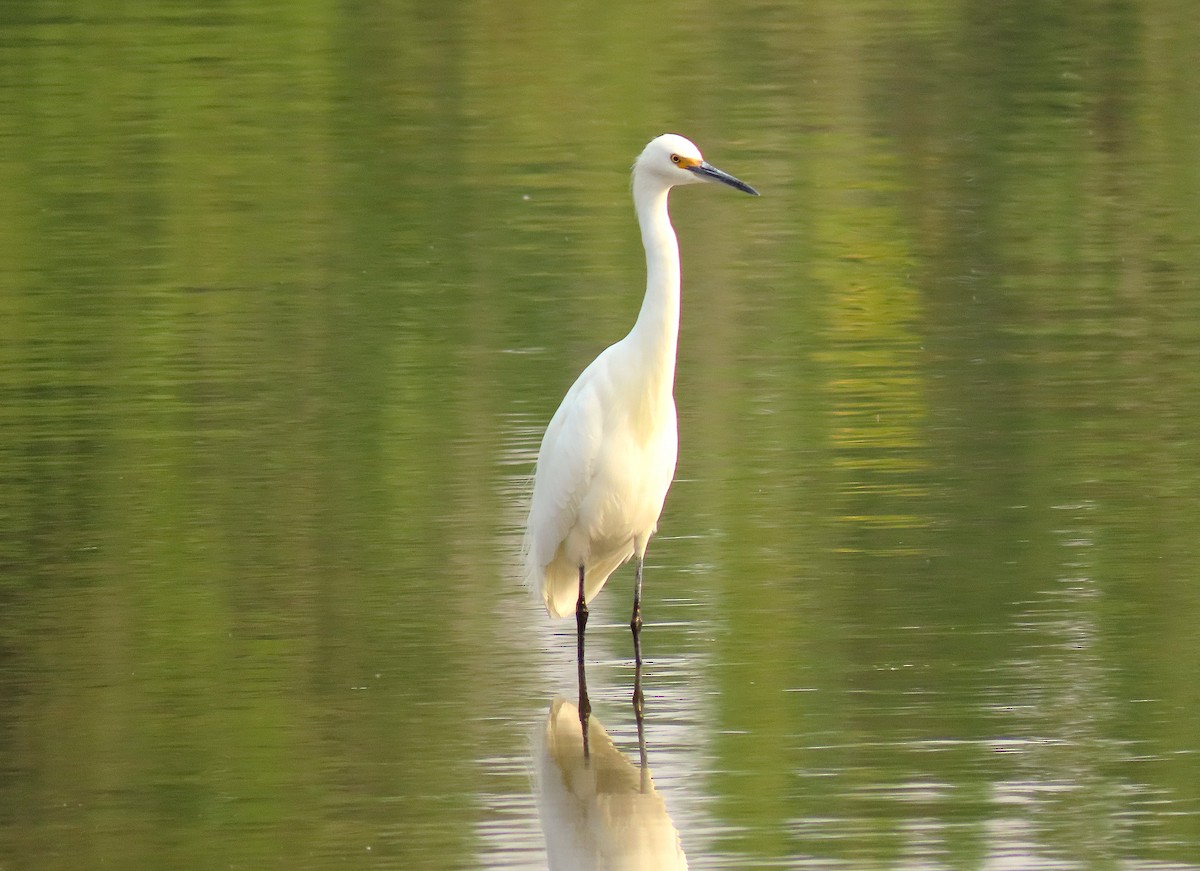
670, 154, 681, 164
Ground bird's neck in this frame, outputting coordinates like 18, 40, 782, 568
629, 180, 681, 391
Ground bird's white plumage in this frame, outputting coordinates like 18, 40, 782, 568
523, 133, 755, 619
526, 339, 679, 617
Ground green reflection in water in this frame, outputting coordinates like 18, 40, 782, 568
1, 0, 1199, 869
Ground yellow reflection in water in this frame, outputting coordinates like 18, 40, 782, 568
816, 245, 932, 554
533, 699, 689, 871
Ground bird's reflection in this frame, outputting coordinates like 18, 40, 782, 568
533, 684, 689, 870
576, 622, 646, 763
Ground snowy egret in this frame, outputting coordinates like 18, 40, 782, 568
522, 133, 758, 665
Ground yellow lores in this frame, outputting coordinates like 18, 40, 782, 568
522, 133, 758, 658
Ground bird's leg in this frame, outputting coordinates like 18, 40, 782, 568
630, 554, 644, 662
630, 553, 646, 720
575, 564, 591, 757
631, 633, 645, 724
573, 566, 588, 647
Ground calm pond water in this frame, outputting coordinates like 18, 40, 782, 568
2, 2, 1199, 869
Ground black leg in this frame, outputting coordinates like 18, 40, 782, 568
575, 563, 589, 666
630, 554, 645, 732
630, 554, 644, 660
575, 564, 591, 757
575, 563, 589, 636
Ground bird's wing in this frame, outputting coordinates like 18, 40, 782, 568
523, 351, 612, 584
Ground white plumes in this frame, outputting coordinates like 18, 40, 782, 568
522, 134, 755, 620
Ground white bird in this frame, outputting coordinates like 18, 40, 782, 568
522, 133, 757, 654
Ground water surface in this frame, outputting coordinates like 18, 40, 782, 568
2, 2, 1199, 869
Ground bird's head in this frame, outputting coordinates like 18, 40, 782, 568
634, 133, 759, 196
